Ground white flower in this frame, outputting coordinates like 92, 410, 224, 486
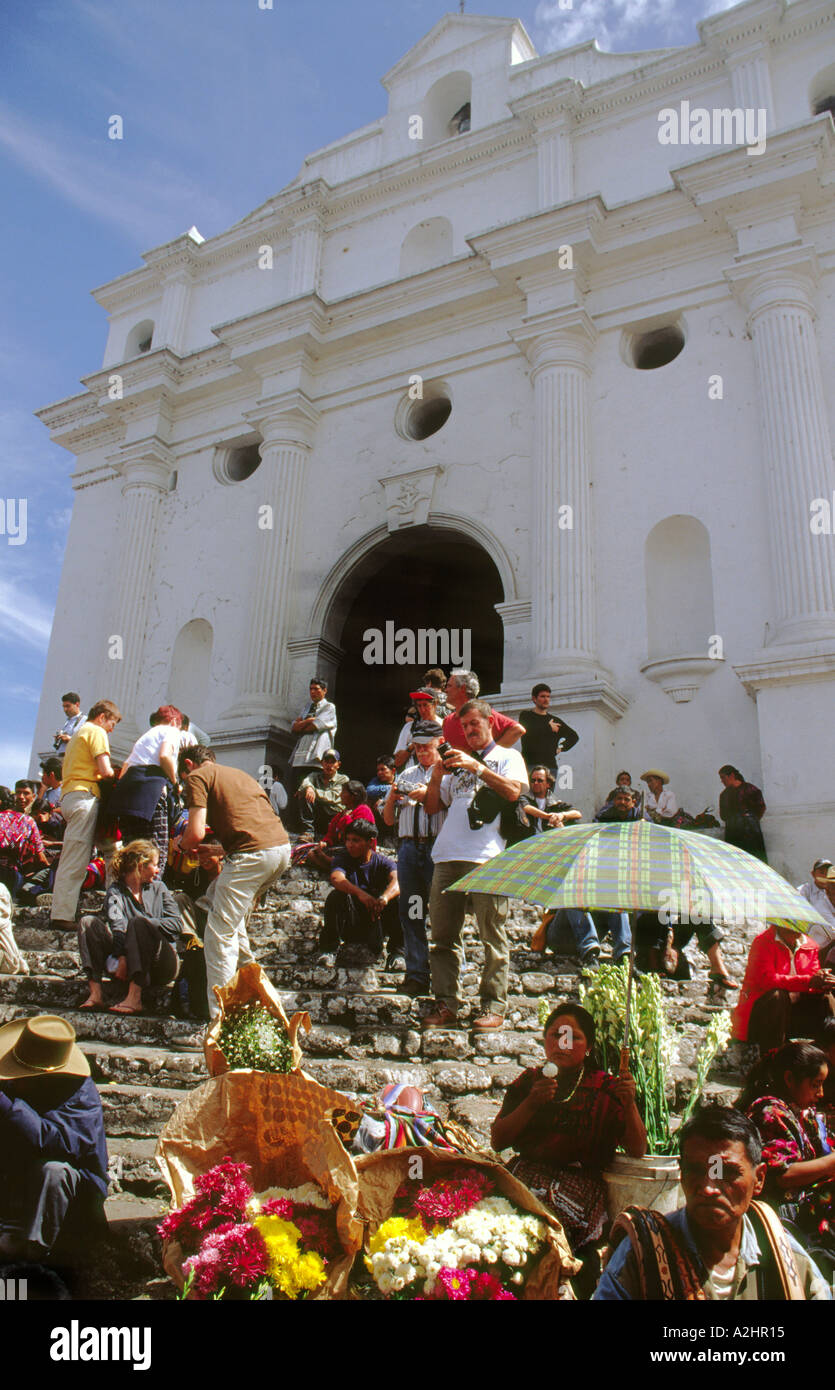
512, 1272, 524, 1285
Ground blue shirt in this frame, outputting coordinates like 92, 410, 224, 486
594, 1207, 830, 1300
0, 1075, 109, 1196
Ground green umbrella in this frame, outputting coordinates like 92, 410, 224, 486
447, 821, 828, 932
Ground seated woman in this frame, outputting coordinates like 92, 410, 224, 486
738, 1040, 834, 1252
294, 780, 375, 873
731, 921, 835, 1049
77, 839, 182, 1015
490, 1002, 646, 1260
105, 706, 183, 877
814, 1017, 835, 1118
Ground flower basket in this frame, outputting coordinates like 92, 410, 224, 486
156, 1070, 363, 1298
353, 1148, 580, 1300
204, 961, 310, 1076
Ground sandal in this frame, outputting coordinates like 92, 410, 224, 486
707, 973, 737, 998
108, 1002, 143, 1015
79, 998, 107, 1011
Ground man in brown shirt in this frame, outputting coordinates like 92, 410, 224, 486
176, 747, 290, 1019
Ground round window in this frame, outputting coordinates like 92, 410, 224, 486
395, 384, 452, 441
631, 325, 685, 370
213, 441, 262, 484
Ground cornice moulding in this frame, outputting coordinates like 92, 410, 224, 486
734, 645, 835, 694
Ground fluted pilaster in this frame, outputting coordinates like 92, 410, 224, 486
289, 215, 323, 298
527, 320, 597, 667
728, 251, 835, 642
104, 448, 172, 731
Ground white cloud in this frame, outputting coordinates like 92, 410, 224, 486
0, 100, 231, 247
534, 0, 738, 52
0, 578, 54, 651
0, 740, 40, 785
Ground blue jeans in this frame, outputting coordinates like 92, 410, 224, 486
397, 839, 434, 985
546, 909, 631, 961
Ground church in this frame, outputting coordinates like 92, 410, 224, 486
33, 1, 835, 879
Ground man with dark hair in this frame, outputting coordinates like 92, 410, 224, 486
289, 678, 337, 818
423, 698, 527, 1030
296, 749, 348, 839
718, 765, 767, 862
518, 684, 579, 777
594, 1105, 829, 1300
50, 700, 120, 930
316, 821, 401, 966
53, 693, 84, 754
176, 746, 291, 1018
13, 781, 36, 815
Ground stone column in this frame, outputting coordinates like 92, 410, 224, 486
728, 45, 774, 126
526, 316, 598, 670
727, 249, 835, 643
228, 402, 318, 720
157, 271, 192, 354
103, 446, 172, 741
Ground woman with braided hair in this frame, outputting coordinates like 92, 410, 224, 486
738, 1040, 834, 1254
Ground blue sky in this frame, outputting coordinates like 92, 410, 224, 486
0, 0, 735, 784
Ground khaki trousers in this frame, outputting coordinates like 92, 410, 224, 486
428, 859, 509, 1015
50, 790, 99, 923
204, 844, 291, 1018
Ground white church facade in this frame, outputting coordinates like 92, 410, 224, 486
33, 0, 835, 879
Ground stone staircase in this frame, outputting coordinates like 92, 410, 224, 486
0, 867, 760, 1297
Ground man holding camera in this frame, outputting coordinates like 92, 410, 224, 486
422, 699, 527, 1032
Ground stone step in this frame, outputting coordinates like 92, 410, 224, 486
88, 1040, 207, 1089
98, 1082, 185, 1137
107, 1137, 168, 1196
0, 999, 203, 1049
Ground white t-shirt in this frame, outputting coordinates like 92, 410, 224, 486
122, 724, 180, 770
644, 786, 678, 820
394, 721, 413, 755
431, 745, 528, 865
270, 781, 288, 814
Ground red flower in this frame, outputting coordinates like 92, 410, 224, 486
293, 1209, 341, 1264
260, 1197, 294, 1220
469, 1271, 517, 1301
184, 1223, 268, 1299
410, 1169, 495, 1230
434, 1267, 475, 1300
158, 1157, 255, 1251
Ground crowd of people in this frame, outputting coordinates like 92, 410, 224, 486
0, 669, 833, 1300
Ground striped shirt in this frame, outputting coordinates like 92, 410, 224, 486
393, 763, 447, 839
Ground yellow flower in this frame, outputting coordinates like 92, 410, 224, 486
367, 1216, 427, 1260
252, 1215, 327, 1299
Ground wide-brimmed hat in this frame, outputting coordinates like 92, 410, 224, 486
0, 1015, 90, 1081
641, 769, 670, 785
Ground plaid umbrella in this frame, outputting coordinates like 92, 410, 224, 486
447, 821, 828, 932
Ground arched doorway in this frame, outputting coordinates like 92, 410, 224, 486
328, 527, 505, 780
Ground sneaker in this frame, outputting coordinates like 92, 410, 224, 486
472, 1011, 506, 1031
384, 953, 406, 973
421, 1003, 459, 1031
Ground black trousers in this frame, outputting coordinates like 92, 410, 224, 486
747, 988, 835, 1051
78, 913, 179, 988
320, 892, 402, 955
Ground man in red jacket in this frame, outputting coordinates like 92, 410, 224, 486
732, 923, 835, 1050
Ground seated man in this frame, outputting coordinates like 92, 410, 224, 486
0, 1015, 108, 1261
797, 859, 835, 971
0, 785, 52, 900
519, 766, 582, 836
595, 786, 641, 824
32, 760, 65, 842
296, 751, 348, 839
594, 1105, 829, 1300
542, 906, 631, 970
316, 821, 403, 971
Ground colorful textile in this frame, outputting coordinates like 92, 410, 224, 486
746, 1094, 834, 1235
732, 928, 821, 1040
606, 1205, 708, 1300
0, 811, 45, 869
497, 1066, 628, 1172
507, 1156, 608, 1248
323, 803, 375, 847
448, 821, 827, 931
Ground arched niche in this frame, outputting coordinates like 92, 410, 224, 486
421, 70, 472, 146
399, 217, 453, 277
125, 319, 155, 358
169, 619, 213, 726
642, 516, 721, 702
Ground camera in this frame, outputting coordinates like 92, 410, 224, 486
438, 740, 453, 760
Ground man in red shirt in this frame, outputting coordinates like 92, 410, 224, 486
442, 670, 524, 752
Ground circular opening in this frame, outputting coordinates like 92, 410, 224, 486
215, 441, 262, 484
399, 395, 452, 441
632, 325, 685, 371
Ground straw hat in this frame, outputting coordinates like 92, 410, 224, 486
641, 769, 670, 785
0, 1015, 90, 1081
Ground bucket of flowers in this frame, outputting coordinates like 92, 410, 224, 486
156, 1071, 364, 1299
352, 1150, 579, 1300
158, 1157, 350, 1300
204, 961, 310, 1077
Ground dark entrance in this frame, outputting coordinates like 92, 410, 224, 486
332, 528, 504, 781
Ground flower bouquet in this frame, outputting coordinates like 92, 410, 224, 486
204, 961, 310, 1077
353, 1150, 579, 1300
156, 1070, 363, 1299
158, 1157, 345, 1300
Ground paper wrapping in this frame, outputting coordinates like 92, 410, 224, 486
156, 1071, 364, 1299
203, 961, 311, 1076
354, 1148, 581, 1299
